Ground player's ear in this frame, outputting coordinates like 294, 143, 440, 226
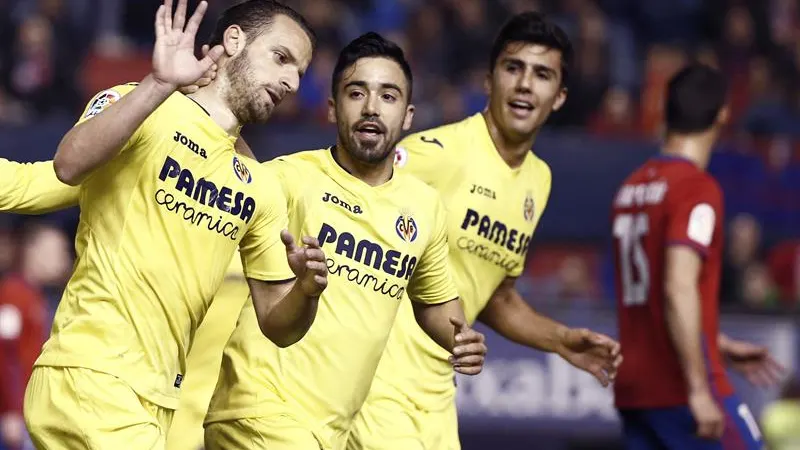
484, 72, 492, 95
222, 25, 245, 58
327, 97, 336, 124
552, 86, 568, 112
716, 105, 730, 126
402, 103, 415, 131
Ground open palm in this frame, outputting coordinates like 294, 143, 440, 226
559, 328, 623, 387
153, 0, 223, 88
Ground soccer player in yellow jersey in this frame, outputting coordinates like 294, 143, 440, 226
203, 32, 488, 450
349, 13, 623, 450
22, 1, 330, 449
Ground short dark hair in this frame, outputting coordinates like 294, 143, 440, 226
665, 64, 728, 134
208, 0, 316, 50
331, 32, 413, 100
489, 12, 573, 87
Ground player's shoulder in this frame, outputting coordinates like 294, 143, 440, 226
267, 148, 328, 171
81, 82, 138, 120
523, 152, 553, 184
395, 171, 446, 215
399, 114, 483, 151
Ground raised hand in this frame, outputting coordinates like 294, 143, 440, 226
281, 229, 327, 297
449, 317, 487, 375
153, 0, 224, 89
178, 44, 218, 94
557, 328, 623, 387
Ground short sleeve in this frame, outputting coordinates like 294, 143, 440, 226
394, 132, 457, 189
75, 84, 146, 155
666, 177, 721, 257
0, 159, 79, 214
406, 196, 459, 304
239, 165, 295, 282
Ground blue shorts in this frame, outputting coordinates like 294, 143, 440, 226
618, 395, 764, 450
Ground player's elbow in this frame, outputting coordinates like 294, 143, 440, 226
258, 322, 306, 348
53, 141, 84, 186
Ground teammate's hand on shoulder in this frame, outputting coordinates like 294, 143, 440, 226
557, 328, 623, 387
152, 0, 224, 90
282, 229, 327, 297
178, 44, 218, 94
688, 390, 725, 440
449, 317, 487, 375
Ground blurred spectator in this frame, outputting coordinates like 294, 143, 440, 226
0, 222, 71, 450
721, 213, 763, 305
740, 262, 780, 309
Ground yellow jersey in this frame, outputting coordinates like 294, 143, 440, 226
370, 113, 552, 411
167, 255, 249, 450
0, 158, 78, 214
35, 84, 295, 410
205, 148, 458, 449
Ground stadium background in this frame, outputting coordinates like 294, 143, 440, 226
1, 0, 800, 448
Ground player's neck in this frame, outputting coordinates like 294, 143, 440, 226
187, 87, 241, 136
662, 131, 717, 170
331, 144, 393, 187
482, 111, 536, 169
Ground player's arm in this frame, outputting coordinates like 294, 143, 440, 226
53, 0, 221, 185
54, 77, 177, 185
408, 199, 486, 375
478, 277, 568, 352
478, 277, 621, 385
664, 246, 710, 394
240, 164, 326, 347
0, 159, 79, 213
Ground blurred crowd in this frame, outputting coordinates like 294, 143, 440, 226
1, 0, 800, 310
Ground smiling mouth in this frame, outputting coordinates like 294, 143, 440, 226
355, 123, 384, 137
508, 100, 534, 112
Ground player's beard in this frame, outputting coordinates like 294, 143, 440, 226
223, 47, 271, 124
338, 118, 399, 165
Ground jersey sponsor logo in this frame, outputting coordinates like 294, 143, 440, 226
470, 184, 497, 200
318, 222, 416, 300
395, 214, 418, 243
420, 136, 443, 148
687, 203, 715, 247
232, 156, 252, 184
84, 89, 121, 118
523, 192, 535, 222
393, 146, 408, 168
173, 131, 207, 159
156, 156, 256, 240
322, 192, 363, 214
457, 208, 531, 272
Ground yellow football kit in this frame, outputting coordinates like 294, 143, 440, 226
0, 158, 78, 213
204, 148, 458, 450
24, 84, 295, 449
350, 113, 552, 450
166, 256, 249, 450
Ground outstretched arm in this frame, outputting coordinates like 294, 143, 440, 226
0, 159, 79, 213
478, 277, 621, 386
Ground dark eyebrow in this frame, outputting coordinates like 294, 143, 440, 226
344, 80, 405, 95
275, 45, 305, 77
502, 57, 558, 78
